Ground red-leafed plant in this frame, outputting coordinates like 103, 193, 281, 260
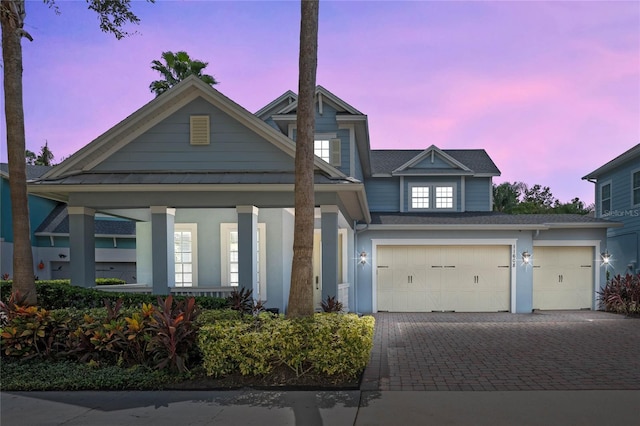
148, 296, 199, 372
598, 273, 640, 316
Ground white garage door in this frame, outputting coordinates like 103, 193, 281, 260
533, 246, 593, 310
377, 245, 511, 312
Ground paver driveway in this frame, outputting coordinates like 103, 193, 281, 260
361, 311, 640, 391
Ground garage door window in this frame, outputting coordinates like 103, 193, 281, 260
409, 183, 456, 211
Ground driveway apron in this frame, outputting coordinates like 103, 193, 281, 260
360, 311, 640, 391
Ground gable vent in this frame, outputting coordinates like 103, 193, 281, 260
190, 115, 210, 146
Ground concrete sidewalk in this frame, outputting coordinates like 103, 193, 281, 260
2, 390, 640, 426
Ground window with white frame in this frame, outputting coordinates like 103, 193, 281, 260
174, 224, 197, 287
410, 183, 456, 211
314, 140, 331, 163
633, 170, 640, 206
600, 182, 611, 215
220, 223, 267, 300
411, 186, 430, 209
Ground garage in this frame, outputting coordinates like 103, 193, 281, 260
533, 246, 594, 310
376, 245, 511, 312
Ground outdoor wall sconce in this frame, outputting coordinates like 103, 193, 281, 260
359, 251, 368, 265
521, 251, 531, 265
600, 250, 611, 266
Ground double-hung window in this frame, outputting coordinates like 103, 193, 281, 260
174, 224, 197, 287
409, 183, 456, 211
633, 170, 640, 207
600, 182, 611, 216
221, 223, 267, 300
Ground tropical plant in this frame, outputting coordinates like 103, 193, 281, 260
287, 0, 319, 318
149, 50, 218, 96
321, 295, 343, 313
1, 0, 153, 306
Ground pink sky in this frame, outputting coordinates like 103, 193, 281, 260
2, 0, 639, 205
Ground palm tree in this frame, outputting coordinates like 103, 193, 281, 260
149, 51, 218, 96
1, 0, 151, 305
286, 0, 319, 318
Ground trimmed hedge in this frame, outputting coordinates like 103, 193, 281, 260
198, 312, 375, 379
0, 281, 228, 310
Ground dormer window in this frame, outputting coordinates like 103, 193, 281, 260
314, 136, 341, 166
409, 183, 456, 211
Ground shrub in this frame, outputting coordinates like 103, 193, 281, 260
0, 281, 227, 311
321, 295, 343, 313
599, 273, 640, 315
198, 313, 375, 379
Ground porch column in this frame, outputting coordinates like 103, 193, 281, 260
151, 206, 175, 295
237, 205, 258, 297
321, 205, 339, 302
68, 207, 95, 288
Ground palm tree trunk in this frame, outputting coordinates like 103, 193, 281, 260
287, 0, 319, 318
1, 0, 37, 305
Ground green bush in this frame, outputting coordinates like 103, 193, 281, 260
198, 313, 375, 379
0, 281, 228, 311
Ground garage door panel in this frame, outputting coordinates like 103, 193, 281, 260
377, 245, 511, 312
533, 246, 594, 310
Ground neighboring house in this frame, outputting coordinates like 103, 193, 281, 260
0, 164, 136, 282
28, 76, 618, 313
583, 143, 640, 276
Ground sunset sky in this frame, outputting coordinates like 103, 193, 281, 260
1, 0, 638, 205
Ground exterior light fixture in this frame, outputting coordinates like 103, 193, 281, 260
522, 251, 531, 264
359, 251, 368, 265
601, 251, 611, 265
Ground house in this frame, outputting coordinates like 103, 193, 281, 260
28, 76, 618, 313
583, 143, 640, 276
0, 164, 136, 282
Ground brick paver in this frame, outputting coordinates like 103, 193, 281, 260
360, 311, 640, 391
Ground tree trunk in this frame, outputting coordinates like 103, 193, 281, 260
1, 0, 37, 305
287, 0, 319, 318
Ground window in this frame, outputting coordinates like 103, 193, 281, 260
601, 182, 611, 215
633, 171, 640, 206
313, 137, 341, 166
174, 224, 197, 287
314, 140, 331, 163
435, 186, 454, 209
411, 186, 430, 209
221, 223, 267, 299
409, 183, 456, 211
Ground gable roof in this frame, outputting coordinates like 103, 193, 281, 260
392, 145, 472, 175
42, 75, 346, 180
582, 143, 640, 180
254, 90, 297, 120
274, 85, 363, 116
370, 148, 501, 176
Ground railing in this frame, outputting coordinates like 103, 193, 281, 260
95, 284, 236, 298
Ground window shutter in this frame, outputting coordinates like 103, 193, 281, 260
190, 116, 210, 145
330, 138, 341, 166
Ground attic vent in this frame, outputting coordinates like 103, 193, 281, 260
190, 115, 210, 146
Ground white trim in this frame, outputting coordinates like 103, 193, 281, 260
236, 205, 259, 215
399, 176, 404, 212
461, 176, 466, 212
532, 240, 601, 310
393, 145, 472, 174
174, 223, 198, 287
150, 206, 176, 216
67, 207, 95, 216
631, 167, 640, 207
371, 238, 518, 314
338, 124, 356, 177
220, 222, 267, 299
408, 182, 457, 212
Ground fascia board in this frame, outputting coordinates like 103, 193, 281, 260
254, 90, 297, 118
544, 222, 624, 229
393, 145, 472, 173
582, 143, 640, 180
34, 232, 136, 239
367, 224, 549, 231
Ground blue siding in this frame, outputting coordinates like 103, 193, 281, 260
1, 177, 58, 243
365, 178, 400, 212
94, 97, 295, 172
411, 154, 455, 170
595, 157, 640, 274
403, 177, 462, 212
465, 177, 492, 211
